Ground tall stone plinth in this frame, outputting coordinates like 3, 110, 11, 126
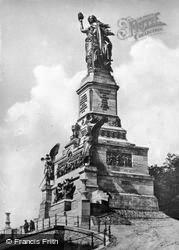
39, 184, 52, 219
5, 212, 11, 229
76, 70, 158, 212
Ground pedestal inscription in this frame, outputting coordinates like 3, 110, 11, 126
99, 89, 111, 111
80, 93, 88, 114
92, 88, 116, 115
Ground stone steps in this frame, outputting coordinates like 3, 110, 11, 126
91, 210, 168, 226
114, 209, 168, 220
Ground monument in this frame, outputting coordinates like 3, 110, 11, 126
39, 13, 158, 222
5, 212, 11, 229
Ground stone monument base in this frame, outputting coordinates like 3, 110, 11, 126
39, 184, 52, 218
109, 193, 158, 211
49, 199, 72, 217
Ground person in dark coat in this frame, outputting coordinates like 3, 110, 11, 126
23, 220, 29, 233
29, 220, 35, 232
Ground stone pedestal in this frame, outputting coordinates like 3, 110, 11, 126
49, 199, 72, 217
93, 140, 158, 212
39, 184, 52, 219
43, 68, 158, 220
5, 212, 11, 229
76, 69, 158, 213
79, 199, 91, 224
79, 166, 98, 198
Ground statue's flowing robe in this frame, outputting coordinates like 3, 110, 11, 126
85, 22, 112, 71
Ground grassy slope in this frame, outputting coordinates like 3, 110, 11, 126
108, 218, 179, 250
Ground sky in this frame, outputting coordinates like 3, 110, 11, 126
0, 0, 179, 228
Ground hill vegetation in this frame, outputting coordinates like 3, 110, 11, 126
149, 153, 179, 218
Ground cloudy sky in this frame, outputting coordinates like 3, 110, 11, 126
0, 0, 179, 228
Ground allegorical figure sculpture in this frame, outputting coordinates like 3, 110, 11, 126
40, 143, 60, 186
53, 178, 76, 203
78, 12, 114, 72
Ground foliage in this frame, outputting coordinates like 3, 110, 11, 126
148, 153, 179, 178
148, 153, 179, 215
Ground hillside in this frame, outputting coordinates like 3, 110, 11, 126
108, 218, 179, 250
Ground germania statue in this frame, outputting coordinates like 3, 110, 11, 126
78, 12, 114, 73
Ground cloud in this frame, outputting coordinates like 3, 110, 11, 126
0, 65, 85, 228
115, 37, 179, 164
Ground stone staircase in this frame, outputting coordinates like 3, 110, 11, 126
91, 209, 169, 228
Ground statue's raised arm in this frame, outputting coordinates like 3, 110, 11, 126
78, 12, 88, 33
78, 12, 114, 73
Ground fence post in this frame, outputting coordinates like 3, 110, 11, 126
77, 216, 79, 227
108, 225, 111, 240
55, 214, 57, 226
65, 213, 67, 226
48, 217, 50, 228
103, 228, 106, 246
88, 216, 91, 230
11, 229, 14, 240
91, 232, 94, 249
97, 218, 100, 233
104, 220, 107, 231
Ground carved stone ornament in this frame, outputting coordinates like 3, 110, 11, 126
106, 151, 132, 167
53, 178, 76, 203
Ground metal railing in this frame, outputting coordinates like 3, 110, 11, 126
0, 214, 111, 249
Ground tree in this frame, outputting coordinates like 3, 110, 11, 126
149, 153, 179, 218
